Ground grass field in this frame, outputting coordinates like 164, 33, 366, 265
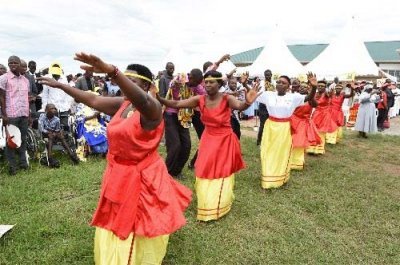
1, 130, 399, 264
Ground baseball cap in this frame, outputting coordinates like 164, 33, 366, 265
49, 62, 63, 76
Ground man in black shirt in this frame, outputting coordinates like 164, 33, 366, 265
75, 70, 95, 91
158, 62, 175, 98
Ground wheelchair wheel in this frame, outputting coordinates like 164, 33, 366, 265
66, 133, 77, 152
26, 128, 38, 160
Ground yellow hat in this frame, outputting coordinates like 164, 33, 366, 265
49, 62, 62, 76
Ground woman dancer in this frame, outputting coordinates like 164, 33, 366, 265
38, 52, 192, 265
257, 72, 317, 189
158, 70, 260, 221
290, 81, 321, 170
326, 83, 353, 144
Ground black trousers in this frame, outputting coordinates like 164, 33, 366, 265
192, 110, 204, 138
189, 110, 205, 167
377, 108, 388, 129
257, 103, 269, 145
231, 115, 241, 140
5, 117, 29, 169
164, 112, 191, 176
257, 113, 269, 145
29, 102, 37, 119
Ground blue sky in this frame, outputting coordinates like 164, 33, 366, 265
1, 0, 399, 75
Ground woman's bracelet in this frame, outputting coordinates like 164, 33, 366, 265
109, 65, 120, 79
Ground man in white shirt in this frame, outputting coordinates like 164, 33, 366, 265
41, 62, 73, 130
328, 76, 339, 93
224, 77, 245, 139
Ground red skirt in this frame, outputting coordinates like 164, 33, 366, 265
291, 116, 322, 148
312, 108, 338, 133
331, 107, 345, 127
91, 153, 192, 240
195, 126, 245, 179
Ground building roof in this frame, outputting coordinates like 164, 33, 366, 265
288, 44, 328, 63
231, 41, 400, 65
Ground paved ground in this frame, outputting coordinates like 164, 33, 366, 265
382, 116, 400, 136
239, 116, 400, 138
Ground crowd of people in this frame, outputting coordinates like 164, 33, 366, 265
1, 53, 399, 264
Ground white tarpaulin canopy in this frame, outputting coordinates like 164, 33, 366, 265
246, 27, 306, 78
306, 19, 381, 80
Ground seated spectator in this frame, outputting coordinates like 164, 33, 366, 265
39, 104, 79, 167
75, 92, 108, 158
40, 62, 74, 130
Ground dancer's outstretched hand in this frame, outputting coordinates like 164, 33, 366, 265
37, 76, 62, 88
307, 72, 317, 87
74, 52, 114, 74
244, 79, 262, 104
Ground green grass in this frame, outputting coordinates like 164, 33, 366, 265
1, 130, 399, 264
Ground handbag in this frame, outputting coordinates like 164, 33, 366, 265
383, 118, 390, 129
5, 126, 18, 149
0, 119, 6, 148
4, 124, 21, 149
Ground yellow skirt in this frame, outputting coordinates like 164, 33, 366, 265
94, 227, 169, 265
195, 175, 234, 221
306, 132, 326, 154
290, 147, 305, 170
325, 130, 337, 144
337, 126, 343, 142
260, 120, 292, 189
326, 127, 343, 144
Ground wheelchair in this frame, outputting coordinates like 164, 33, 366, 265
26, 111, 77, 167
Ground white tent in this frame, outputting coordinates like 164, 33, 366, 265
306, 19, 382, 80
246, 27, 306, 78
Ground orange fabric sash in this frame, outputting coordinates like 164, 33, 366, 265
269, 116, 291, 122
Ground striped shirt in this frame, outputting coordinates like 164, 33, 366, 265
38, 113, 61, 133
0, 71, 29, 118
